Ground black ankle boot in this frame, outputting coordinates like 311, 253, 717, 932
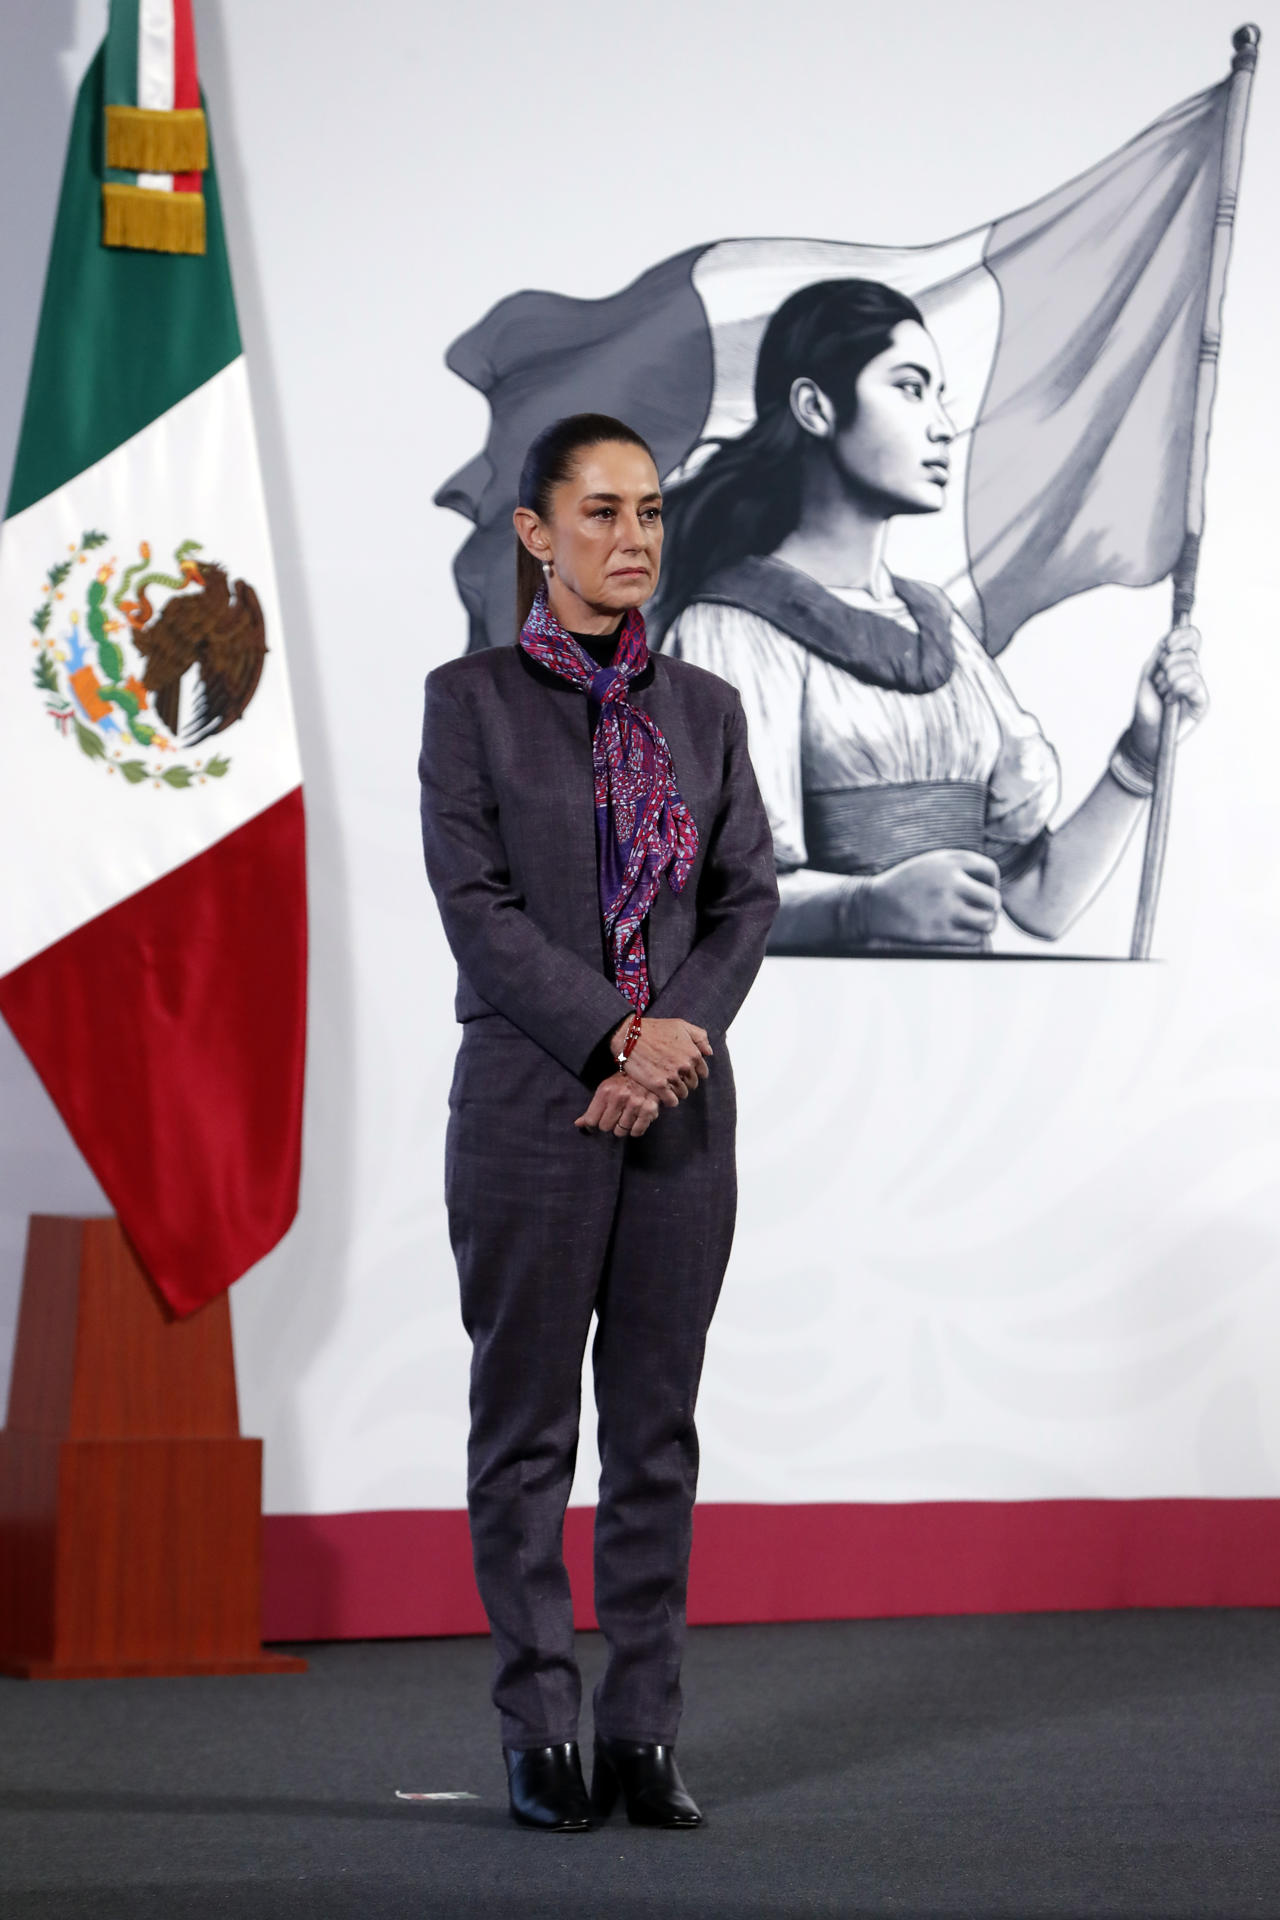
591, 1736, 702, 1828
503, 1741, 593, 1831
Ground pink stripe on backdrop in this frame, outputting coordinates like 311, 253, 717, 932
261, 1500, 1280, 1642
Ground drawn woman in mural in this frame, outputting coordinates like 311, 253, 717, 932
653, 280, 1209, 955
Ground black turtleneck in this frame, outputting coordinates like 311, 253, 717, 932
568, 618, 625, 668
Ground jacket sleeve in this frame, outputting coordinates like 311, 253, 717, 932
419, 669, 634, 1076
642, 690, 780, 1036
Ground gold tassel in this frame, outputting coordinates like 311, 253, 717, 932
102, 183, 206, 256
105, 105, 208, 174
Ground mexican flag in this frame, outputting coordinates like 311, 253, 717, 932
0, 2, 306, 1317
438, 43, 1248, 656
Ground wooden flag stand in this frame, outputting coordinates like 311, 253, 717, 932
0, 1216, 304, 1678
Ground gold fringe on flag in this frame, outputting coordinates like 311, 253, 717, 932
102, 182, 206, 255
105, 105, 208, 174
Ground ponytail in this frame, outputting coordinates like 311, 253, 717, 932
514, 542, 544, 634
652, 406, 805, 635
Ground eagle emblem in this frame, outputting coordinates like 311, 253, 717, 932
29, 531, 267, 787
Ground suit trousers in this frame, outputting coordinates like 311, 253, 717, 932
445, 1016, 737, 1748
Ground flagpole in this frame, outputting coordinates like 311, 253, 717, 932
1130, 23, 1260, 960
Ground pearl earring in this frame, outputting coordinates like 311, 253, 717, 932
541, 561, 553, 580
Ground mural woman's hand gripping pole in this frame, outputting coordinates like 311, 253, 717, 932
1130, 23, 1259, 959
1125, 620, 1208, 958
1129, 623, 1209, 780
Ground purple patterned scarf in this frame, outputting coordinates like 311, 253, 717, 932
519, 584, 699, 1012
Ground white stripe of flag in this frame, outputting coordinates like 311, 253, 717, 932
137, 0, 176, 192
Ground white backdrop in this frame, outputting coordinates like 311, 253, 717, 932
2, 0, 1278, 1518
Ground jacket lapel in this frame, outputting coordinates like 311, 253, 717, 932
509, 656, 606, 969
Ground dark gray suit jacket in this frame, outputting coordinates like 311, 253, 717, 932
419, 643, 779, 1081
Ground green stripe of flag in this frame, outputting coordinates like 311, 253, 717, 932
5, 47, 240, 520
103, 0, 140, 107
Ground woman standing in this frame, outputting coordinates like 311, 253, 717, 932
654, 280, 1208, 954
419, 413, 778, 1831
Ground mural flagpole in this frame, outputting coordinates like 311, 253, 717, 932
1130, 23, 1260, 960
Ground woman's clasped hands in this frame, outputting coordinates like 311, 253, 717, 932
574, 1017, 713, 1139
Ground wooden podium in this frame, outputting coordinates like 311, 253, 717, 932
0, 1215, 304, 1678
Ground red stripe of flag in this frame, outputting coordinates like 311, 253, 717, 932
0, 791, 307, 1316
173, 0, 200, 193
173, 0, 199, 106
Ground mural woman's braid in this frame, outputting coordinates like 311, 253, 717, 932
655, 280, 925, 630
514, 412, 656, 633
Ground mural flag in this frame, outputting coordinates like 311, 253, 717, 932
0, 16, 307, 1315
439, 65, 1233, 657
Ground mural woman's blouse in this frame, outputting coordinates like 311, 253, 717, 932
667, 584, 1060, 889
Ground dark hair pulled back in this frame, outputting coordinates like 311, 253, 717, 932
514, 411, 656, 633
652, 279, 923, 634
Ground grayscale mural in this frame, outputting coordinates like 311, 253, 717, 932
436, 31, 1256, 960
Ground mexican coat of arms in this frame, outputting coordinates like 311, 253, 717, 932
30, 531, 266, 787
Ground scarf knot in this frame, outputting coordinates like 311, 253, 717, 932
518, 585, 699, 1012
591, 663, 623, 702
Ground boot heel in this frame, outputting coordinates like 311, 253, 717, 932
592, 1737, 702, 1828
590, 1746, 621, 1818
503, 1743, 592, 1832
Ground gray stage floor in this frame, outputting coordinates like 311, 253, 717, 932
2, 1610, 1278, 1919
